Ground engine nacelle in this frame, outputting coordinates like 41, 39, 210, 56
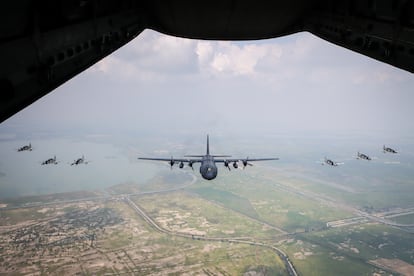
179, 162, 184, 168
233, 162, 238, 169
224, 160, 231, 171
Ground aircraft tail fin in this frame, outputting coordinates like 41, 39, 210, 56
207, 135, 210, 155
184, 135, 230, 157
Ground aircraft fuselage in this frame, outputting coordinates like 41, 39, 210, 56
199, 155, 218, 180
326, 159, 337, 166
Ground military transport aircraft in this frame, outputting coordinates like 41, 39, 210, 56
41, 156, 58, 165
71, 155, 89, 166
17, 143, 32, 152
138, 136, 278, 180
357, 152, 372, 161
383, 145, 397, 154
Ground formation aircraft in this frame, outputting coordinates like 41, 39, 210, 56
41, 156, 58, 165
17, 143, 32, 152
138, 135, 278, 180
357, 152, 371, 161
71, 155, 89, 166
383, 145, 397, 154
321, 157, 343, 167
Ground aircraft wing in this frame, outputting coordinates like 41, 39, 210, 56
138, 157, 202, 163
214, 158, 279, 162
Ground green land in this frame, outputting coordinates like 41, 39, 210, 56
0, 160, 413, 275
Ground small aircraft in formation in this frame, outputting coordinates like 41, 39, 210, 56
16, 140, 400, 176
321, 157, 343, 166
40, 155, 89, 166
383, 145, 398, 154
139, 135, 279, 180
71, 155, 89, 166
17, 143, 32, 152
322, 145, 398, 167
16, 143, 90, 166
355, 145, 397, 161
357, 151, 372, 161
41, 156, 58, 165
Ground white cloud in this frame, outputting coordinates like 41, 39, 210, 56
83, 29, 414, 89
125, 31, 198, 74
196, 41, 214, 65
90, 30, 288, 80
5, 29, 414, 136
209, 42, 265, 75
195, 40, 284, 77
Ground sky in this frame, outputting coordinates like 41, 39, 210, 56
1, 29, 414, 198
1, 29, 414, 138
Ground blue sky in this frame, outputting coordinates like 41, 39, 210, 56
2, 29, 414, 137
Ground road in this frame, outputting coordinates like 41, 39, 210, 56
125, 195, 298, 276
0, 171, 299, 275
263, 176, 414, 230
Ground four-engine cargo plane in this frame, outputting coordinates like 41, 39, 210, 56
139, 135, 278, 180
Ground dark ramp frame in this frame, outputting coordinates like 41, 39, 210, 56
1, 0, 413, 122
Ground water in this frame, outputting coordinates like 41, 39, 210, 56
1, 131, 414, 202
0, 138, 157, 198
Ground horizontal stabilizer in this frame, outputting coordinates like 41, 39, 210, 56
184, 155, 205, 157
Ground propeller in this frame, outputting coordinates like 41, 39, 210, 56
224, 160, 231, 171
188, 160, 194, 170
242, 157, 253, 169
169, 156, 175, 169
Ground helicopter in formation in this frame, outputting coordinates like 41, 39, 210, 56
139, 135, 278, 180
17, 143, 32, 152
